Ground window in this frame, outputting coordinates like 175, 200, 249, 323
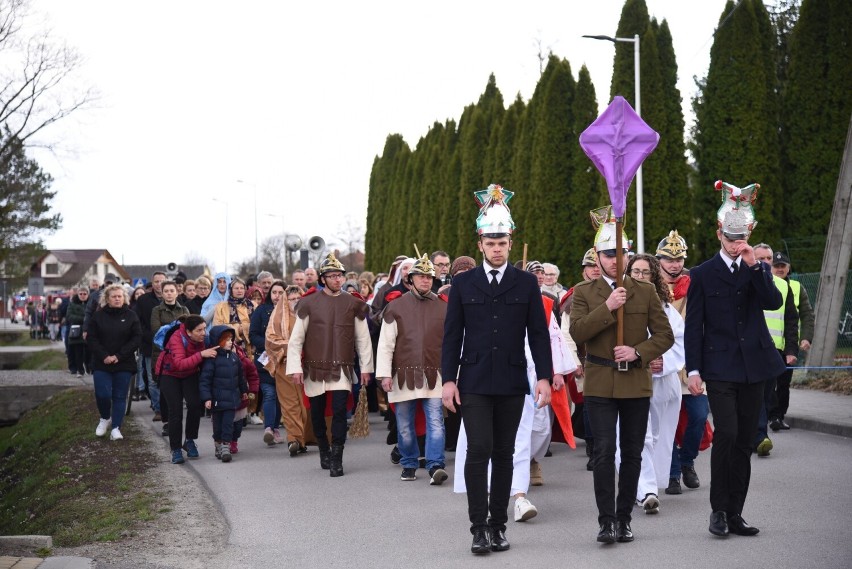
45, 263, 59, 275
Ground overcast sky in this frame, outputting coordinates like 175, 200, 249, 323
31, 0, 729, 275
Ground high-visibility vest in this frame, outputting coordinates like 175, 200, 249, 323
789, 279, 802, 335
764, 275, 789, 350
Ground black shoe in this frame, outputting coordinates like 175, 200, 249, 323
778, 419, 791, 430
329, 444, 344, 477
390, 446, 401, 465
597, 521, 616, 544
665, 477, 682, 495
429, 466, 448, 486
586, 457, 594, 471
400, 467, 417, 481
682, 465, 700, 489
616, 521, 634, 542
727, 514, 759, 536
709, 511, 729, 537
769, 418, 782, 432
490, 529, 510, 552
471, 529, 490, 554
544, 445, 553, 457
319, 448, 331, 470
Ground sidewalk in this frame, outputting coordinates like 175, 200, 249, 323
785, 386, 852, 438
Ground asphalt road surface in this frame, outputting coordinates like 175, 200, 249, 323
138, 403, 852, 569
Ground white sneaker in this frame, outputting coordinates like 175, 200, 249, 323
95, 418, 111, 437
110, 427, 123, 441
514, 497, 538, 522
249, 414, 263, 425
638, 493, 660, 514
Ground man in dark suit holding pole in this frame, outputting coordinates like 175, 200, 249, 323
441, 184, 553, 555
685, 180, 785, 538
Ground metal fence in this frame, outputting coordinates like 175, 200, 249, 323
795, 270, 852, 365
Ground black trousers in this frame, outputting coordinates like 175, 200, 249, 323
769, 365, 794, 421
585, 396, 650, 524
706, 380, 764, 515
460, 393, 525, 533
159, 373, 202, 451
310, 390, 349, 448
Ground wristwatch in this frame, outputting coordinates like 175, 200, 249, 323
634, 349, 641, 363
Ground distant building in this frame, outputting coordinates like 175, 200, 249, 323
29, 249, 130, 293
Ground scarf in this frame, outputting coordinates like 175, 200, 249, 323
264, 299, 294, 378
227, 295, 255, 324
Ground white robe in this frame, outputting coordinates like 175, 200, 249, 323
616, 302, 685, 499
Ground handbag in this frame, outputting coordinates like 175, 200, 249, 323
69, 324, 83, 339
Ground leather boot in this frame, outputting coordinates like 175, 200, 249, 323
319, 447, 331, 470
329, 444, 344, 477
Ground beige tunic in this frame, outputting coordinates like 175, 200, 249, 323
285, 291, 373, 398
376, 291, 446, 403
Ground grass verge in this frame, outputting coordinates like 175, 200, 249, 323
0, 330, 52, 347
18, 349, 69, 371
795, 369, 852, 395
0, 388, 161, 547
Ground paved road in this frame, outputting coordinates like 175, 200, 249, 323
137, 401, 852, 569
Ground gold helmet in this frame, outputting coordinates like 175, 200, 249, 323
656, 230, 688, 259
318, 252, 346, 276
408, 253, 435, 279
581, 248, 597, 267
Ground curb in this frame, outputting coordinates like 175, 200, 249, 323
786, 415, 852, 439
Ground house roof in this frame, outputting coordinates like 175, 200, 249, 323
30, 249, 131, 289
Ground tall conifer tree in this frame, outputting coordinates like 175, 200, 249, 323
782, 0, 852, 271
568, 65, 605, 286
690, 0, 782, 261
528, 56, 576, 268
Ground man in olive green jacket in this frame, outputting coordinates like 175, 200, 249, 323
570, 223, 673, 545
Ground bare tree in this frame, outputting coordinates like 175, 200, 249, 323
333, 216, 365, 273
0, 0, 98, 159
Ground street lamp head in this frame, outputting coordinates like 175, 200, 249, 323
582, 34, 616, 42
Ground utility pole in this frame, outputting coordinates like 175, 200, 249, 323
807, 114, 852, 369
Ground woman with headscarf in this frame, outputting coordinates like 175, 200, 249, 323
201, 272, 231, 325
265, 285, 312, 456
213, 278, 255, 358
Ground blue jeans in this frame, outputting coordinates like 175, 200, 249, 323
396, 398, 445, 470
670, 394, 709, 477
260, 382, 281, 430
754, 374, 777, 446
93, 370, 132, 430
136, 353, 147, 391
145, 356, 161, 413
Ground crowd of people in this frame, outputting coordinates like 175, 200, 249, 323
41, 181, 814, 553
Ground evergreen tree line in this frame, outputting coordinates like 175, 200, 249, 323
365, 0, 851, 282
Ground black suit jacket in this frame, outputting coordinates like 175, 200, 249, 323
685, 253, 785, 383
441, 263, 552, 395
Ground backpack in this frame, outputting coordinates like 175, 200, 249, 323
153, 321, 189, 379
153, 321, 187, 351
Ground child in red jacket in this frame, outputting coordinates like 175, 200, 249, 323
229, 342, 260, 454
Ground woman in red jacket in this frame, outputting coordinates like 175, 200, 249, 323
156, 314, 217, 464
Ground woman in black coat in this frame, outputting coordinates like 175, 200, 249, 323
249, 280, 287, 445
66, 289, 90, 376
87, 284, 142, 440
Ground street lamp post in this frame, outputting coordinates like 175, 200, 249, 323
265, 213, 287, 278
236, 179, 259, 273
212, 198, 228, 272
582, 33, 645, 253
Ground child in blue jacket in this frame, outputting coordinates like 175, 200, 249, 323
199, 325, 248, 462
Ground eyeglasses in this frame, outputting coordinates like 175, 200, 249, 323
434, 263, 450, 267
630, 269, 652, 277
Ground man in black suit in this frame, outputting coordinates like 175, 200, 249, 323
685, 188, 785, 538
441, 184, 553, 555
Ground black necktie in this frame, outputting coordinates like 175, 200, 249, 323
489, 269, 499, 293
731, 261, 739, 275
611, 281, 617, 289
